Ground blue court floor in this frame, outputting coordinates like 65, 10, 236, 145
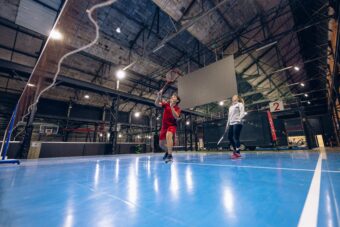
0, 151, 339, 227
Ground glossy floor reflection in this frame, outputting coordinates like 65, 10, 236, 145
0, 151, 339, 227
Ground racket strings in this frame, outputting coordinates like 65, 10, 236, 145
165, 71, 177, 83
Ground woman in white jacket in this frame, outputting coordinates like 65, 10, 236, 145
226, 95, 246, 159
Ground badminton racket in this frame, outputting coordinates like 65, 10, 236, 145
159, 69, 183, 94
217, 126, 229, 146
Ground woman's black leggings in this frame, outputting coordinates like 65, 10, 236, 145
228, 124, 243, 152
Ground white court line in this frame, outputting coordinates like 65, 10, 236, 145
74, 182, 185, 226
173, 160, 340, 173
141, 160, 320, 172
15, 156, 340, 173
321, 170, 340, 173
11, 151, 340, 173
297, 152, 323, 227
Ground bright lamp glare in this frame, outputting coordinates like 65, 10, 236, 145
307, 101, 311, 104
300, 83, 305, 87
219, 101, 224, 106
304, 94, 308, 97
84, 94, 90, 99
294, 66, 300, 71
186, 121, 190, 125
134, 112, 141, 118
116, 27, 121, 33
27, 83, 35, 87
118, 134, 122, 138
116, 69, 126, 80
50, 30, 63, 40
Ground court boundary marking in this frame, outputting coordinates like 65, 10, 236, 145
3, 153, 340, 173
140, 160, 340, 173
297, 153, 323, 227
74, 182, 186, 226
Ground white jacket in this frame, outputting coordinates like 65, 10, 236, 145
227, 102, 245, 126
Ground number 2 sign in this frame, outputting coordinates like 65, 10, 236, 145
269, 101, 284, 112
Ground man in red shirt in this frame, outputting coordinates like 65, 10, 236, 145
155, 92, 181, 162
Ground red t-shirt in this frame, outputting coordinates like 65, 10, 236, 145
161, 102, 181, 126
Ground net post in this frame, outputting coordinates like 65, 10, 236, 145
1, 106, 17, 160
0, 105, 20, 165
109, 95, 119, 154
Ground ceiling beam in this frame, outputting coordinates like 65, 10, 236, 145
0, 59, 207, 117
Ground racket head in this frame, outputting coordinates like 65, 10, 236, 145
165, 68, 183, 83
159, 69, 183, 94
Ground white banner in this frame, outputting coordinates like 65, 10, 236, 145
178, 55, 237, 109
